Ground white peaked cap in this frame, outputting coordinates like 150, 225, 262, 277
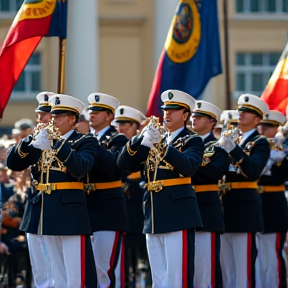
114, 105, 146, 124
220, 110, 239, 124
87, 92, 120, 113
49, 94, 85, 115
193, 100, 222, 121
238, 94, 269, 118
261, 110, 286, 126
161, 89, 195, 112
35, 91, 55, 112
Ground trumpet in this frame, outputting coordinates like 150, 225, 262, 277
148, 116, 167, 153
32, 120, 62, 142
217, 119, 242, 173
145, 116, 168, 192
221, 121, 241, 144
261, 124, 288, 176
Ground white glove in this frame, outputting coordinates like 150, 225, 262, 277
141, 124, 160, 148
274, 131, 285, 147
270, 149, 286, 162
218, 134, 236, 153
147, 123, 161, 142
31, 129, 51, 150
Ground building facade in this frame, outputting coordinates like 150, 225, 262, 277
0, 0, 287, 129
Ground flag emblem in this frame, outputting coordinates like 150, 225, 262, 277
16, 0, 57, 22
165, 0, 201, 63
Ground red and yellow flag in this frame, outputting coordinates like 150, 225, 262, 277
0, 0, 67, 118
261, 42, 288, 115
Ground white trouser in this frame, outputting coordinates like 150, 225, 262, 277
27, 233, 54, 288
146, 230, 194, 288
45, 235, 85, 288
220, 233, 256, 288
256, 233, 286, 288
194, 232, 221, 288
91, 231, 124, 288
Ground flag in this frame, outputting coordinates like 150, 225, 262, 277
147, 0, 222, 117
261, 41, 288, 115
0, 0, 68, 118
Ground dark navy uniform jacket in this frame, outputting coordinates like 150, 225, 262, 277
193, 132, 229, 233
122, 171, 145, 234
223, 130, 270, 233
86, 126, 129, 232
6, 131, 98, 235
0, 183, 15, 205
118, 127, 204, 234
258, 156, 288, 233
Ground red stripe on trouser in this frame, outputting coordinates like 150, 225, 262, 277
182, 230, 188, 288
276, 232, 281, 288
81, 235, 85, 288
211, 232, 216, 288
108, 231, 121, 287
121, 234, 125, 288
247, 233, 252, 288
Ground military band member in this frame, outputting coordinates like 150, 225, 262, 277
218, 94, 270, 288
118, 90, 204, 288
113, 105, 150, 286
75, 107, 90, 134
191, 101, 229, 288
7, 94, 98, 288
220, 110, 239, 128
256, 110, 288, 288
24, 91, 55, 288
86, 93, 129, 288
213, 110, 238, 140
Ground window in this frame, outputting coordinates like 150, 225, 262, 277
11, 52, 42, 101
236, 0, 288, 13
0, 0, 22, 17
234, 52, 281, 97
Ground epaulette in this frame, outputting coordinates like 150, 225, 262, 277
202, 141, 217, 166
101, 131, 119, 147
67, 134, 86, 145
173, 135, 191, 148
204, 141, 217, 153
183, 133, 201, 145
172, 132, 199, 149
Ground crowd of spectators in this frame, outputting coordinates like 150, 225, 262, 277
0, 118, 35, 288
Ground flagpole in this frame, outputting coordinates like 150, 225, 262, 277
223, 0, 231, 109
58, 38, 66, 94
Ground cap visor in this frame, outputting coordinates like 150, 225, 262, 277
51, 109, 77, 115
192, 111, 213, 119
89, 106, 112, 112
238, 107, 262, 117
161, 104, 185, 110
35, 106, 51, 113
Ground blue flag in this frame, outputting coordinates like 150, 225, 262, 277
147, 0, 222, 117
